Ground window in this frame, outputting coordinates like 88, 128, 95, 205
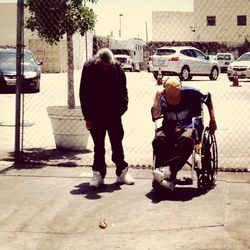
207, 16, 216, 26
193, 49, 207, 60
155, 49, 175, 56
217, 55, 224, 60
238, 53, 250, 61
237, 15, 247, 26
0, 51, 16, 63
181, 49, 195, 57
24, 52, 35, 63
224, 55, 231, 60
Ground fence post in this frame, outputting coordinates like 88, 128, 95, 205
15, 0, 24, 164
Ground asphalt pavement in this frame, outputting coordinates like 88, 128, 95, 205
0, 163, 250, 250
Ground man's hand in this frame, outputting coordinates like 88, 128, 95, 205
209, 119, 217, 134
85, 120, 93, 130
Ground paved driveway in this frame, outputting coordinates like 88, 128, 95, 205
0, 71, 250, 169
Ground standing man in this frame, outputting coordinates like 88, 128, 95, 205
79, 48, 134, 188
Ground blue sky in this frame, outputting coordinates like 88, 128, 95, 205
1, 0, 194, 41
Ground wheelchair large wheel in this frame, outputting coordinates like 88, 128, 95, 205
197, 127, 218, 193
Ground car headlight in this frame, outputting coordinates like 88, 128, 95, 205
24, 71, 37, 78
227, 66, 232, 70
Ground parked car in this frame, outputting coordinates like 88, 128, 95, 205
215, 52, 235, 73
227, 52, 250, 81
208, 54, 217, 61
150, 46, 219, 81
114, 54, 134, 72
0, 47, 42, 94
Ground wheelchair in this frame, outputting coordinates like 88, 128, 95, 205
152, 105, 218, 194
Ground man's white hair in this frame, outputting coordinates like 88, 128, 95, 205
95, 47, 115, 64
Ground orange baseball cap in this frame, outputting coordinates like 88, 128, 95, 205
163, 77, 181, 105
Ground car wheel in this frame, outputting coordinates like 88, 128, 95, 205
180, 66, 190, 81
209, 67, 219, 80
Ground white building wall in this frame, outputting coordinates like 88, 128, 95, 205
152, 11, 194, 42
151, 0, 250, 45
73, 32, 93, 70
194, 0, 250, 44
0, 3, 18, 46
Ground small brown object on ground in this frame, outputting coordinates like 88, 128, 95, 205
99, 219, 108, 229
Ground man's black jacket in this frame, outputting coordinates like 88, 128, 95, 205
79, 59, 128, 122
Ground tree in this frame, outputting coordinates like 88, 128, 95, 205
25, 0, 98, 109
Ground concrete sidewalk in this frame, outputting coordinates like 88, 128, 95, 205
0, 164, 250, 250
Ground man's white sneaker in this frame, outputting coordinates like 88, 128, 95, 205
160, 179, 175, 191
116, 168, 135, 185
89, 171, 104, 188
152, 166, 171, 183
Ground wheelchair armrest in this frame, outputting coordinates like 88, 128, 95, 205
192, 116, 202, 129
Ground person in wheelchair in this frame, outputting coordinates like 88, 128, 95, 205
151, 77, 217, 191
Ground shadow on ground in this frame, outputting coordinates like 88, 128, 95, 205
1, 147, 92, 168
70, 182, 122, 200
146, 185, 203, 203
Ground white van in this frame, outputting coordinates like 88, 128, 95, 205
109, 37, 145, 72
215, 53, 235, 73
114, 54, 134, 71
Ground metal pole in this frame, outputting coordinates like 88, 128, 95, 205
84, 0, 88, 60
15, 0, 24, 163
119, 14, 123, 37
85, 32, 88, 60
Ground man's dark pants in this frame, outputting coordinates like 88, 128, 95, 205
152, 128, 194, 179
90, 117, 128, 178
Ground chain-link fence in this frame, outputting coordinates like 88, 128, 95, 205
0, 0, 250, 171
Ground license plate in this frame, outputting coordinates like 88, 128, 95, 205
6, 79, 16, 86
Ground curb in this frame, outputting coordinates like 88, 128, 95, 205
1, 159, 249, 173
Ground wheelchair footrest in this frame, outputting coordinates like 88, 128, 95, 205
175, 177, 193, 185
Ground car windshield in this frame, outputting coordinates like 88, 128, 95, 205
238, 53, 250, 61
24, 52, 35, 63
217, 54, 231, 60
155, 49, 175, 56
0, 51, 16, 63
217, 55, 224, 60
224, 55, 231, 60
115, 57, 127, 63
0, 51, 36, 64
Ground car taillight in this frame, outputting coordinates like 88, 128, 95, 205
168, 57, 179, 61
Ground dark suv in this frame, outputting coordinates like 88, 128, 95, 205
0, 47, 42, 93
